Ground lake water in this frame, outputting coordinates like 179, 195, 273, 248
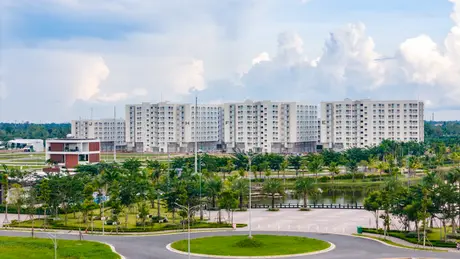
252, 186, 369, 206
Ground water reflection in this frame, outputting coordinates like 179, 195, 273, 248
252, 185, 369, 206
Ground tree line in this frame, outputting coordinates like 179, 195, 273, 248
0, 123, 70, 142
364, 169, 460, 243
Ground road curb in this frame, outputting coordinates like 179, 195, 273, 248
166, 240, 335, 258
100, 242, 126, 259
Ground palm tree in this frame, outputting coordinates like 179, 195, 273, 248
376, 161, 389, 181
368, 156, 378, 174
262, 178, 284, 210
328, 162, 340, 184
408, 156, 422, 181
307, 156, 324, 182
294, 177, 316, 208
231, 178, 249, 210
280, 159, 289, 179
206, 177, 223, 208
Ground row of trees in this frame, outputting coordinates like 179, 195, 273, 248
364, 168, 460, 242
1, 157, 325, 229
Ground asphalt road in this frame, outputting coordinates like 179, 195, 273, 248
0, 230, 457, 259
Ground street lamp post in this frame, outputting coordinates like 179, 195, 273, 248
174, 203, 201, 259
248, 154, 252, 238
45, 232, 57, 259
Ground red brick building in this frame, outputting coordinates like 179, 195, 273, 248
45, 138, 101, 169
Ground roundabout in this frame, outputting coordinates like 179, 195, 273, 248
0, 230, 458, 259
167, 234, 334, 257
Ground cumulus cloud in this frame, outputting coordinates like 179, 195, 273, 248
252, 52, 270, 65
231, 0, 460, 112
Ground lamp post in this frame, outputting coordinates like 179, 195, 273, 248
174, 203, 201, 259
247, 153, 253, 238
45, 232, 57, 259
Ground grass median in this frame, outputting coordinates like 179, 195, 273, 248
171, 234, 330, 256
0, 236, 120, 259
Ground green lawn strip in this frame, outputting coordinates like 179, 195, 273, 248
352, 234, 447, 252
0, 236, 120, 259
8, 206, 246, 232
362, 228, 456, 248
171, 235, 330, 256
9, 218, 245, 232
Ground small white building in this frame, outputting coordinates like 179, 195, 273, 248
7, 139, 44, 152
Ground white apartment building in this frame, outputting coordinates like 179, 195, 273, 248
71, 119, 126, 151
223, 100, 318, 153
320, 99, 424, 151
125, 102, 223, 153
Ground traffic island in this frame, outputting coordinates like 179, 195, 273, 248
168, 234, 334, 258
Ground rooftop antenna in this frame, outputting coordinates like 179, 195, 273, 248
90, 108, 93, 120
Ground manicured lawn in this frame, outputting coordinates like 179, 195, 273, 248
171, 235, 330, 256
0, 236, 119, 259
9, 205, 246, 232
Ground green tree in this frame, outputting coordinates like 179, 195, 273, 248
37, 179, 51, 227
288, 156, 302, 176
262, 179, 284, 210
364, 191, 382, 230
9, 183, 25, 221
307, 155, 324, 181
328, 162, 340, 183
294, 177, 316, 208
232, 178, 249, 210
218, 190, 238, 224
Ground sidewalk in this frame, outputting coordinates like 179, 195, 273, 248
361, 232, 459, 253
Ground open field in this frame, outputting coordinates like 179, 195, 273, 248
0, 236, 120, 259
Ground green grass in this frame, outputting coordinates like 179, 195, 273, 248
9, 206, 246, 233
171, 235, 330, 256
0, 236, 120, 259
362, 228, 457, 248
352, 234, 447, 252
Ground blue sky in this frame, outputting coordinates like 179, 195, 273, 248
1, 0, 459, 122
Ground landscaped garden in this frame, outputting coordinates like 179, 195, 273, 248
0, 236, 120, 259
170, 235, 331, 256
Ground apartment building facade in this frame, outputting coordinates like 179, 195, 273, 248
320, 99, 424, 151
71, 119, 126, 151
125, 102, 223, 153
223, 100, 318, 153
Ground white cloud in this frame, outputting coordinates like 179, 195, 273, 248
252, 52, 270, 65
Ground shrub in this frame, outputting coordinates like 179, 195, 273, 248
446, 233, 460, 240
268, 208, 279, 212
299, 208, 311, 212
235, 237, 263, 248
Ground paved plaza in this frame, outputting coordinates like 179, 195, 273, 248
209, 209, 377, 234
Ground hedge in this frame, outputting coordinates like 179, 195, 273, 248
8, 220, 247, 233
362, 228, 456, 248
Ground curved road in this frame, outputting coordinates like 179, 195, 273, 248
0, 230, 458, 259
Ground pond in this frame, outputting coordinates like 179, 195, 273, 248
252, 185, 374, 206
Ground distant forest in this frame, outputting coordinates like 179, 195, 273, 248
0, 123, 71, 142
424, 121, 460, 146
